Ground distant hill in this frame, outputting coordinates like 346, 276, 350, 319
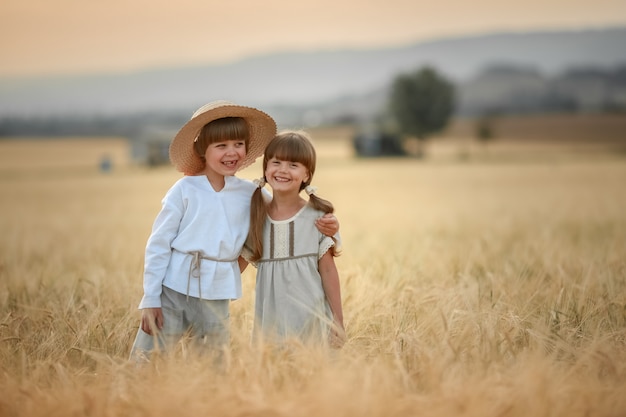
0, 26, 625, 130
454, 64, 626, 116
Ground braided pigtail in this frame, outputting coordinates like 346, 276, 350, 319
248, 178, 268, 262
305, 185, 340, 257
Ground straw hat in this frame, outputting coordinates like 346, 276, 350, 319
169, 100, 277, 175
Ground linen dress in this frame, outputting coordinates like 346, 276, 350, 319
249, 204, 337, 343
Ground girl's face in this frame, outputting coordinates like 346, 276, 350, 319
265, 156, 310, 195
202, 139, 246, 179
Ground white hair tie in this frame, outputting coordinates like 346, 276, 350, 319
304, 185, 317, 196
253, 178, 265, 188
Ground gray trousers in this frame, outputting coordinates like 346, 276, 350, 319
129, 286, 230, 361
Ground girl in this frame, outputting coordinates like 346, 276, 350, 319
245, 130, 345, 347
130, 102, 339, 360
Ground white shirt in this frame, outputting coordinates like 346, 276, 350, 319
139, 175, 257, 308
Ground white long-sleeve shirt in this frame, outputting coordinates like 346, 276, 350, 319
138, 175, 257, 309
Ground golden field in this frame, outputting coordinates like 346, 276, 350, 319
1, 116, 625, 416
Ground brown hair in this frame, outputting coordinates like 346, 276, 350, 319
193, 117, 249, 161
248, 130, 337, 262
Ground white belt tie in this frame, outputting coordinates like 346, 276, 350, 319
174, 249, 238, 300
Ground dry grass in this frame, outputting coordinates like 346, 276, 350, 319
1, 127, 625, 416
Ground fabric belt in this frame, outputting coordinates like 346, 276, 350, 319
173, 249, 238, 300
256, 253, 318, 263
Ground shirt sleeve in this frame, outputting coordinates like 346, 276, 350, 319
319, 232, 339, 259
261, 187, 272, 202
138, 183, 184, 309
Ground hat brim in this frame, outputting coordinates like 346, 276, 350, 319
169, 102, 277, 175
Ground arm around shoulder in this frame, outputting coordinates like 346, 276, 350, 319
316, 212, 339, 237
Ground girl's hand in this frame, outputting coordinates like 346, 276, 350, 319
316, 213, 339, 237
141, 308, 164, 335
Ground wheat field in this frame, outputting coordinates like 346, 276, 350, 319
1, 131, 625, 416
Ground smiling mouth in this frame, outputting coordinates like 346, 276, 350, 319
223, 160, 239, 168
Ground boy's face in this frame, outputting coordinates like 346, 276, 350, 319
202, 139, 247, 178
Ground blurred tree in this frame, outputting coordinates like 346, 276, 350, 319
389, 67, 455, 157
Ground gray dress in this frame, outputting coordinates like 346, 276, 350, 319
250, 204, 336, 343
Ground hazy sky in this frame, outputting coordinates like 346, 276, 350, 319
1, 0, 625, 78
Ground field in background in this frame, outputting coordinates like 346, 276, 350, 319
0, 113, 623, 176
1, 114, 625, 416
311, 113, 626, 162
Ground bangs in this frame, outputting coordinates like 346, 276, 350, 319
266, 133, 316, 166
201, 117, 249, 144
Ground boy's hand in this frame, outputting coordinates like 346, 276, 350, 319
316, 213, 339, 237
329, 324, 346, 349
141, 308, 164, 335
